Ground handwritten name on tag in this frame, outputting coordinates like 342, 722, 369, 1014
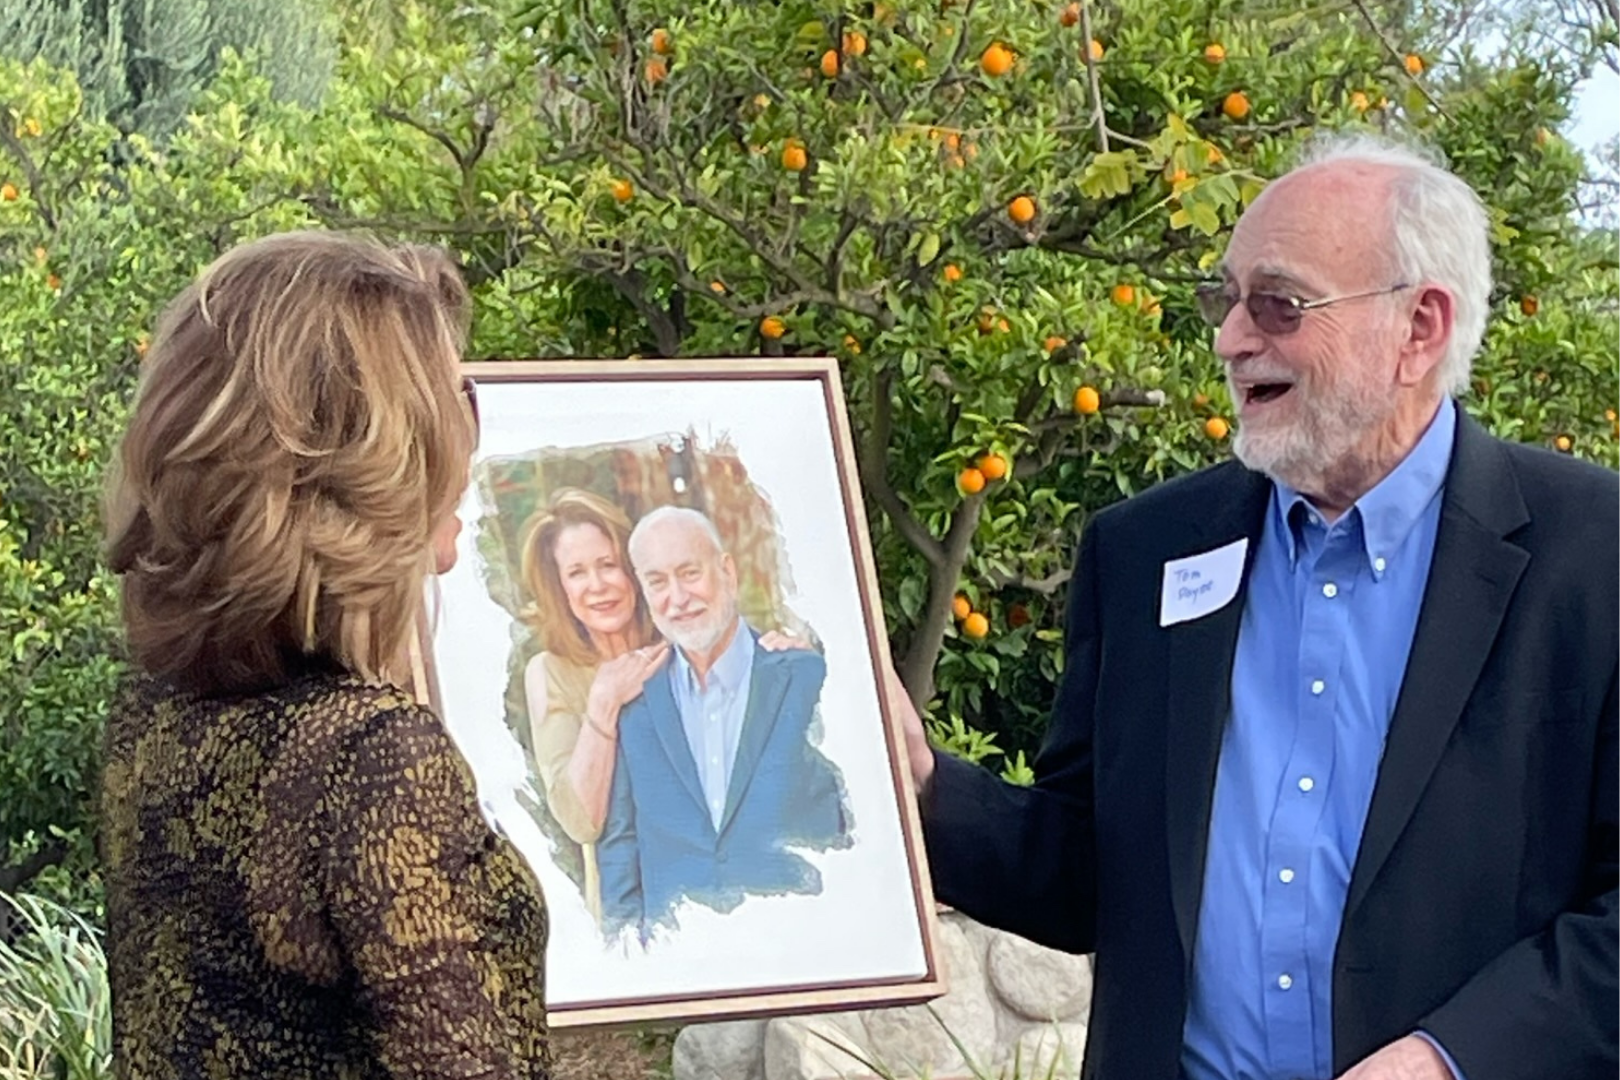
1159, 538, 1248, 627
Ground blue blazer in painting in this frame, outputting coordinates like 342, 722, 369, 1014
596, 635, 851, 937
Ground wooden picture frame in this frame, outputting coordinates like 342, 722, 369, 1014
413, 358, 945, 1028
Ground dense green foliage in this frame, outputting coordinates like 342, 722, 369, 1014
1, 0, 1615, 907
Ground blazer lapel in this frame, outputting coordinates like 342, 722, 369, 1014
717, 647, 791, 836
1164, 464, 1272, 958
642, 666, 710, 822
1344, 413, 1530, 918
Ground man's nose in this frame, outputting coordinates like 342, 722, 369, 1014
1214, 299, 1263, 364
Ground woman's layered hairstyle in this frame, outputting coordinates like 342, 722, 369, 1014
106, 231, 476, 695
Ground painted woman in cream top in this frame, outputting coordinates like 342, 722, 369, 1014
519, 489, 665, 921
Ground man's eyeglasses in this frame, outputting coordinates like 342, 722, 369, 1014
459, 376, 480, 450
1195, 282, 1409, 336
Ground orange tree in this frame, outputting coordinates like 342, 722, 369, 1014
301, 0, 1612, 763
2, 0, 1616, 899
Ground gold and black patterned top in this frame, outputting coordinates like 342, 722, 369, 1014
101, 663, 551, 1080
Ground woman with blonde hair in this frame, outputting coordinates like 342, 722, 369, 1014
520, 487, 668, 923
101, 231, 551, 1078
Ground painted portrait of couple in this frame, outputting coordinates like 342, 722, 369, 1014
514, 485, 851, 941
418, 362, 939, 1026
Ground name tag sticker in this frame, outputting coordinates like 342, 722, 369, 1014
1160, 538, 1248, 627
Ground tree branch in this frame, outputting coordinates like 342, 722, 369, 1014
1349, 0, 1453, 119
986, 565, 1073, 595
0, 105, 56, 229
1077, 0, 1111, 153
865, 367, 945, 570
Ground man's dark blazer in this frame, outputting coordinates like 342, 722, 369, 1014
598, 634, 850, 936
924, 410, 1617, 1079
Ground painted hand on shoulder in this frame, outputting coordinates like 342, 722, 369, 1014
758, 628, 815, 652
588, 642, 672, 719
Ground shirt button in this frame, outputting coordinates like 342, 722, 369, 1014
1322, 582, 1338, 598
1373, 557, 1387, 573
1298, 776, 1315, 793
1279, 868, 1295, 883
1310, 679, 1325, 695
1278, 973, 1294, 990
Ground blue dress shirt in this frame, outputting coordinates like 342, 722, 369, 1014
1180, 401, 1460, 1080
671, 619, 755, 829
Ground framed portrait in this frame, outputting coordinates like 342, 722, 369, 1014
412, 358, 945, 1027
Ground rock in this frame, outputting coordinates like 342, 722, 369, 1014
985, 932, 1093, 1022
763, 1012, 872, 1080
673, 1018, 768, 1080
1010, 1020, 1088, 1077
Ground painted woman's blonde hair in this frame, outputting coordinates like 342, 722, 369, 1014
105, 231, 475, 696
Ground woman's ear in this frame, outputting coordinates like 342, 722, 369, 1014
432, 513, 462, 575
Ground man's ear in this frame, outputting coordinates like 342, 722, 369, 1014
1398, 283, 1454, 387
721, 552, 738, 588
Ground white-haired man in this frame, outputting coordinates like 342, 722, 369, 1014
896, 134, 1616, 1080
596, 506, 850, 939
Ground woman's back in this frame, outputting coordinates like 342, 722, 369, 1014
102, 665, 550, 1079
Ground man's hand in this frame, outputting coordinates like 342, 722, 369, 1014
883, 666, 935, 795
1337, 1035, 1457, 1080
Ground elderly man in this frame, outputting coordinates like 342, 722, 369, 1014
897, 133, 1616, 1080
596, 506, 849, 938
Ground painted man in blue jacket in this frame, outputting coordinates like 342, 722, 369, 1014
596, 505, 850, 938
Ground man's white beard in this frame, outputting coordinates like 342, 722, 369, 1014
1230, 373, 1395, 495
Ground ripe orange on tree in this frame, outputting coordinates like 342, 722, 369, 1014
1008, 194, 1037, 224
1204, 42, 1226, 64
1073, 385, 1101, 415
645, 57, 669, 85
0, 182, 16, 201
842, 333, 862, 354
46, 273, 61, 290
1043, 335, 1067, 353
1605, 409, 1617, 423
957, 466, 987, 494
1554, 435, 1572, 453
650, 28, 673, 55
1350, 90, 1371, 112
760, 316, 787, 339
781, 140, 808, 171
1404, 53, 1424, 75
1087, 39, 1105, 61
1205, 416, 1230, 440
952, 594, 973, 621
962, 611, 990, 639
842, 31, 868, 57
709, 279, 727, 294
980, 42, 1014, 76
943, 263, 963, 282
978, 453, 1009, 480
1520, 295, 1539, 317
1222, 91, 1251, 120
1059, 3, 1080, 27
820, 49, 841, 78
1110, 282, 1135, 306
610, 179, 634, 203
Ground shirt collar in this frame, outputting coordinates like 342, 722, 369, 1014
1272, 398, 1456, 577
674, 617, 754, 696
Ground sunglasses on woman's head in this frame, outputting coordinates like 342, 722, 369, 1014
1195, 281, 1409, 336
